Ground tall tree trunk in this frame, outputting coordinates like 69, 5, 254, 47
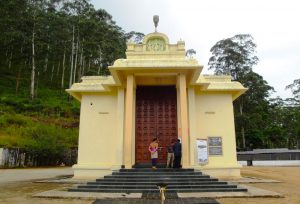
16, 60, 26, 94
88, 57, 91, 71
35, 71, 39, 98
97, 47, 102, 75
78, 45, 83, 81
30, 20, 36, 100
82, 57, 85, 76
5, 49, 8, 60
56, 61, 60, 76
61, 46, 66, 89
8, 49, 13, 70
69, 25, 75, 88
241, 126, 245, 149
239, 101, 246, 149
16, 46, 25, 94
16, 67, 21, 94
44, 43, 50, 72
73, 32, 79, 83
50, 64, 55, 82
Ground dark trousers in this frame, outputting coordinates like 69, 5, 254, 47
151, 158, 157, 167
173, 155, 181, 168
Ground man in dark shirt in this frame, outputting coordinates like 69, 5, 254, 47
173, 139, 182, 168
166, 139, 175, 168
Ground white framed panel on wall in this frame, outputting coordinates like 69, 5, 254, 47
196, 139, 208, 165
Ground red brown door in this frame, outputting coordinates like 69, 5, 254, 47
135, 86, 178, 165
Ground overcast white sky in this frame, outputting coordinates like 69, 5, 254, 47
91, 0, 300, 99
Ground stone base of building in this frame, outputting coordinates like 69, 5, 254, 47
72, 164, 241, 180
72, 164, 121, 180
194, 165, 242, 179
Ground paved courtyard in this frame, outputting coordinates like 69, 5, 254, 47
0, 166, 299, 203
0, 167, 73, 183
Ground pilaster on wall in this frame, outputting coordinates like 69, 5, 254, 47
116, 88, 125, 166
176, 88, 181, 137
131, 88, 136, 165
178, 74, 190, 167
188, 87, 196, 166
124, 75, 135, 168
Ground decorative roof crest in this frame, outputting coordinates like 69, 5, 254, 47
153, 15, 159, 32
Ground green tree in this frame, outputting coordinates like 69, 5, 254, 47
283, 79, 300, 148
208, 34, 258, 80
286, 79, 300, 103
0, 0, 131, 98
208, 34, 273, 150
236, 71, 273, 149
186, 49, 196, 58
125, 31, 145, 44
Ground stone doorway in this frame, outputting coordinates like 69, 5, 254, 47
135, 86, 178, 165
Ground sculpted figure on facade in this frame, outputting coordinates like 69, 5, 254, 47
146, 38, 166, 51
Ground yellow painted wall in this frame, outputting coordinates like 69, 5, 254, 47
76, 92, 121, 168
193, 91, 240, 169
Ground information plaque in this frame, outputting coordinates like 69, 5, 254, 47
208, 137, 222, 156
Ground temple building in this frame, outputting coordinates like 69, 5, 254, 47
67, 23, 247, 179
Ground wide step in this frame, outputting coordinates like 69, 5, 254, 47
69, 187, 247, 193
68, 168, 247, 193
87, 181, 228, 185
77, 184, 238, 189
112, 172, 203, 175
120, 168, 195, 172
104, 175, 209, 179
97, 178, 217, 182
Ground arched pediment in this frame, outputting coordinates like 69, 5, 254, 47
143, 32, 170, 44
143, 32, 169, 51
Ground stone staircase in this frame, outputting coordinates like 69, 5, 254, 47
69, 168, 247, 193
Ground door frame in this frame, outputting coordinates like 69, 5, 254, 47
123, 74, 190, 168
134, 85, 178, 166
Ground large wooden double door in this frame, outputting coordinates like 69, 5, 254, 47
135, 86, 178, 164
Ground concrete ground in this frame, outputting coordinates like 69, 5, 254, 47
218, 166, 300, 204
0, 167, 73, 183
0, 167, 86, 204
0, 166, 299, 203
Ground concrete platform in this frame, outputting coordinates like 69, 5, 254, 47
33, 175, 281, 185
226, 176, 281, 183
0, 167, 73, 183
178, 185, 283, 198
32, 173, 283, 201
33, 189, 142, 199
33, 184, 282, 200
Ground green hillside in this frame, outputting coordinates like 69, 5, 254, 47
0, 0, 145, 164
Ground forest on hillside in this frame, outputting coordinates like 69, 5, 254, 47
0, 0, 143, 165
0, 0, 299, 166
208, 34, 300, 150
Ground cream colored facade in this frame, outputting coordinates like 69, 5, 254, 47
67, 32, 247, 179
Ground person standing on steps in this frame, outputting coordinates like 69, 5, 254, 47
149, 138, 159, 169
173, 139, 182, 168
166, 139, 175, 168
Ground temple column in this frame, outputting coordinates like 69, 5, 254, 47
115, 88, 124, 168
124, 75, 135, 168
188, 87, 196, 166
178, 74, 190, 167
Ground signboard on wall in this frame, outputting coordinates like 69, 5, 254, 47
197, 139, 208, 164
208, 137, 223, 156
